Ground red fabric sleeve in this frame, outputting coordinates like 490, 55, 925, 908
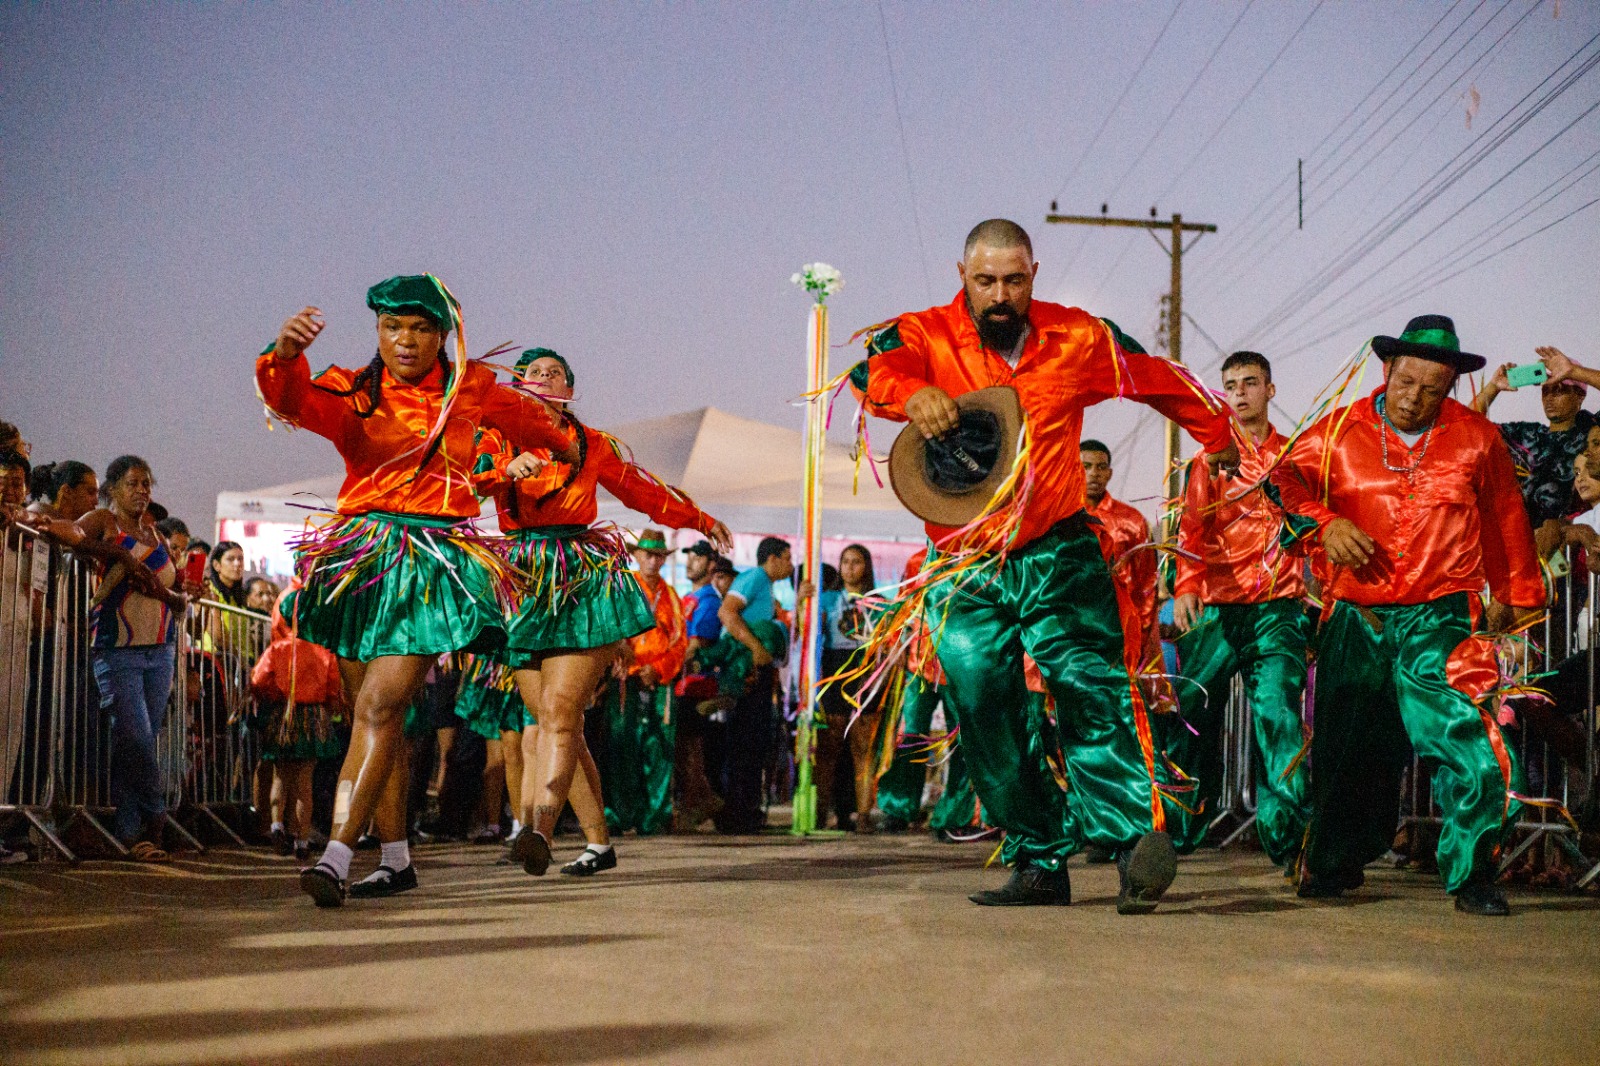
1077, 327, 1233, 454
856, 315, 932, 421
1131, 514, 1159, 637
595, 435, 715, 533
478, 384, 572, 456
254, 348, 354, 441
1174, 454, 1208, 598
1271, 422, 1342, 542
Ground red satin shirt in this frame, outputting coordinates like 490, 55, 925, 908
256, 351, 567, 519
1086, 492, 1158, 642
1176, 426, 1307, 605
1272, 390, 1542, 608
473, 422, 714, 535
857, 293, 1231, 552
628, 573, 687, 684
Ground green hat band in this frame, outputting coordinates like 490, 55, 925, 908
1396, 327, 1459, 352
634, 535, 669, 552
515, 347, 575, 387
367, 274, 460, 332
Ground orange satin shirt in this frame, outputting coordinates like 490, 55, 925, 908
1176, 426, 1307, 605
1087, 492, 1158, 642
1272, 390, 1543, 608
256, 351, 568, 518
628, 574, 687, 684
857, 293, 1231, 552
473, 423, 714, 535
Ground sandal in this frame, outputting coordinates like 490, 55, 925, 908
129, 841, 170, 863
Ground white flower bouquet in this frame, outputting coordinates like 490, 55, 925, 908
791, 262, 843, 304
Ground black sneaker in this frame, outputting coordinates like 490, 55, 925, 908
299, 864, 347, 908
1116, 831, 1178, 915
270, 827, 292, 856
1296, 864, 1365, 899
969, 862, 1072, 906
560, 846, 618, 877
1453, 877, 1510, 917
349, 863, 419, 899
510, 826, 552, 876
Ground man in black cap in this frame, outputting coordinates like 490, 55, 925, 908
1273, 314, 1544, 915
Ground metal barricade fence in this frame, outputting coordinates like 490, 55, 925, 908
0, 523, 276, 860
1200, 552, 1598, 886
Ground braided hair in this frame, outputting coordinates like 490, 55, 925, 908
310, 350, 386, 418
530, 407, 589, 507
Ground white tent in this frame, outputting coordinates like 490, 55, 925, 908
216, 407, 927, 576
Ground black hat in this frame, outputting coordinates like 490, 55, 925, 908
1371, 315, 1485, 374
682, 540, 716, 558
709, 556, 736, 576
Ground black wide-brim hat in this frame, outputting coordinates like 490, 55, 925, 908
889, 386, 1023, 527
1371, 314, 1485, 374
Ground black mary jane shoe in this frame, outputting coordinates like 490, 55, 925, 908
299, 864, 347, 909
349, 863, 419, 900
560, 847, 619, 877
1453, 878, 1511, 917
969, 861, 1072, 906
1116, 831, 1178, 915
510, 827, 552, 876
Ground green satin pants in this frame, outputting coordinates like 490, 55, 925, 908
875, 673, 984, 831
1307, 594, 1520, 892
1165, 599, 1311, 864
928, 519, 1160, 868
603, 680, 675, 835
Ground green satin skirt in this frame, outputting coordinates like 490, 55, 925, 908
455, 655, 533, 739
290, 511, 512, 663
926, 517, 1164, 868
503, 526, 654, 664
1307, 594, 1521, 892
1164, 598, 1312, 864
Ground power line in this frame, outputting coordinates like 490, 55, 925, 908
876, 1, 934, 305
1231, 30, 1600, 350
1152, 0, 1326, 204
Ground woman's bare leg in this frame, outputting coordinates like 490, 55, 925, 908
479, 738, 506, 835
282, 760, 313, 840
501, 729, 525, 824
514, 646, 614, 844
328, 655, 431, 849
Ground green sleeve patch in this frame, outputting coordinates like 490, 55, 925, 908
866, 322, 903, 357
311, 365, 337, 382
472, 451, 496, 475
1099, 317, 1148, 356
848, 359, 870, 392
260, 341, 277, 356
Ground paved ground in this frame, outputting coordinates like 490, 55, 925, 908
2, 830, 1598, 1066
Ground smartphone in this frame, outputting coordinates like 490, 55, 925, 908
182, 549, 207, 587
1505, 362, 1549, 388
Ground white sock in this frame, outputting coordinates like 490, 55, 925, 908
585, 843, 613, 855
319, 840, 353, 880
510, 819, 523, 836
294, 839, 309, 849
380, 839, 411, 872
271, 821, 285, 833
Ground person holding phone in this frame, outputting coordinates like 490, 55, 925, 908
1472, 345, 1597, 527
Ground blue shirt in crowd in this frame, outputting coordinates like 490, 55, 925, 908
727, 566, 775, 624
684, 583, 724, 641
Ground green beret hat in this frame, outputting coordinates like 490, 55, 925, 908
366, 274, 459, 332
515, 347, 575, 387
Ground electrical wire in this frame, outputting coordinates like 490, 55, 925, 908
877, 1, 935, 305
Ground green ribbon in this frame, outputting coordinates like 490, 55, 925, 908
1396, 326, 1459, 351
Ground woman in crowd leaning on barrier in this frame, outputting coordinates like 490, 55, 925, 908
201, 540, 254, 653
251, 584, 345, 861
73, 455, 189, 862
472, 348, 730, 878
26, 461, 99, 522
256, 276, 578, 908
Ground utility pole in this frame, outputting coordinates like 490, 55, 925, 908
1044, 208, 1217, 517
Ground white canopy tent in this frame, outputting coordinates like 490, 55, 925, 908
216, 407, 929, 579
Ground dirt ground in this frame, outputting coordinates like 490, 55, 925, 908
2, 830, 1597, 1066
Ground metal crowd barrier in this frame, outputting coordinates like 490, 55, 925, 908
0, 525, 275, 860
1200, 551, 1599, 889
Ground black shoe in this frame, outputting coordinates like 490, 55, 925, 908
299, 864, 347, 908
349, 863, 418, 899
1083, 843, 1116, 865
1454, 878, 1511, 916
560, 846, 618, 876
270, 827, 292, 856
293, 843, 311, 862
355, 832, 381, 851
511, 827, 552, 876
881, 815, 911, 834
1297, 864, 1364, 899
1116, 831, 1177, 915
969, 862, 1072, 906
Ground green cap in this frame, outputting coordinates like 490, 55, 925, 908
366, 275, 459, 332
515, 347, 574, 387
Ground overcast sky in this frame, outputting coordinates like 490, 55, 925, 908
5, 1, 1597, 531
